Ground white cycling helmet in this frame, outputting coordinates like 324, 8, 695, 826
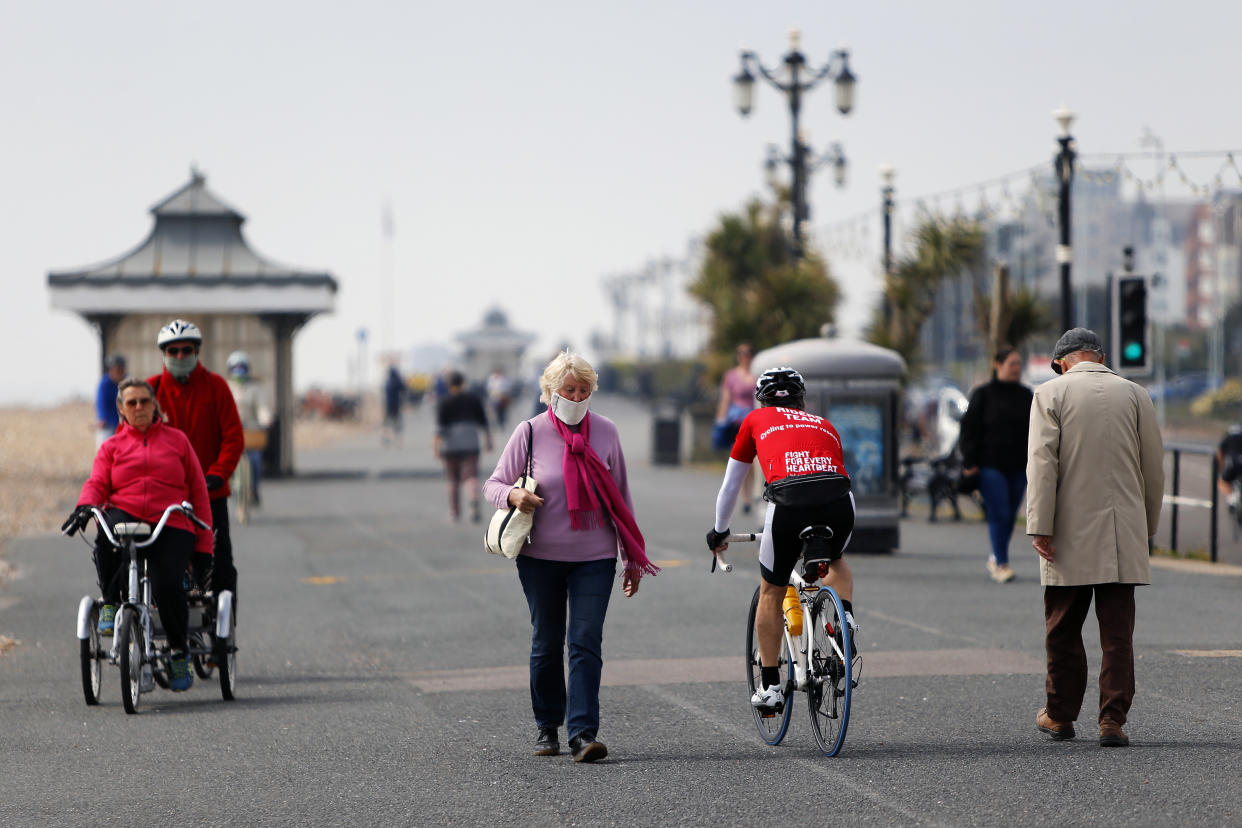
157, 319, 203, 349
227, 351, 250, 375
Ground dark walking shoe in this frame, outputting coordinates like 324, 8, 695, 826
533, 727, 559, 756
1036, 708, 1075, 740
568, 733, 607, 763
1099, 718, 1129, 747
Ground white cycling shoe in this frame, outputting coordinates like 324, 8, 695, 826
750, 683, 785, 711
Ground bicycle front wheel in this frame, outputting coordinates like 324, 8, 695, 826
117, 609, 145, 715
807, 588, 853, 757
745, 586, 793, 746
80, 602, 102, 706
233, 454, 252, 526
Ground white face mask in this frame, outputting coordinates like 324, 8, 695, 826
164, 353, 198, 379
550, 392, 590, 426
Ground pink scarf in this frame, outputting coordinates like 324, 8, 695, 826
548, 409, 659, 577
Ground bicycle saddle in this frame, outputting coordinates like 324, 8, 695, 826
798, 525, 835, 542
111, 522, 151, 541
800, 525, 841, 579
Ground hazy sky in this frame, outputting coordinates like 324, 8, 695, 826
3, 0, 1238, 404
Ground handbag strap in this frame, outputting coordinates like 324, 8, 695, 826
523, 420, 534, 478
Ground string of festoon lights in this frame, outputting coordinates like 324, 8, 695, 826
816, 150, 1242, 264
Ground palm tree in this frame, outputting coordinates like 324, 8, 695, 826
867, 216, 984, 375
690, 196, 842, 378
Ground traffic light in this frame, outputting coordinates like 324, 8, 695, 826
1113, 276, 1149, 374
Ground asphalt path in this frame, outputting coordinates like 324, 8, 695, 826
2, 395, 1241, 827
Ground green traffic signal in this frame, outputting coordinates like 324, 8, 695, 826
1123, 341, 1144, 362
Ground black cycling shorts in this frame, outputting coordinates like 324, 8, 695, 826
760, 494, 855, 586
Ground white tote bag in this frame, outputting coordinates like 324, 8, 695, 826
485, 421, 536, 558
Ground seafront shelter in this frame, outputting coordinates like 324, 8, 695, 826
47, 171, 338, 476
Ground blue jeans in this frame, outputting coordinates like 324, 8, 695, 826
516, 556, 616, 740
978, 467, 1027, 566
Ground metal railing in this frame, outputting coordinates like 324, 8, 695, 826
1163, 442, 1219, 562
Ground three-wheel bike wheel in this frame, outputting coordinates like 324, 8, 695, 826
190, 631, 215, 680
116, 608, 146, 715
745, 586, 793, 745
79, 601, 103, 705
216, 591, 236, 701
807, 587, 853, 756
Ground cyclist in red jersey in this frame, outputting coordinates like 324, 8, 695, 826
707, 367, 856, 712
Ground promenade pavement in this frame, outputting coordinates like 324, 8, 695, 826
1, 394, 1240, 827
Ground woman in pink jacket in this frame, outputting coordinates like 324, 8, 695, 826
72, 377, 213, 692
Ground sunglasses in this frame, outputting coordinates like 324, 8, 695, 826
123, 397, 153, 408
164, 345, 196, 357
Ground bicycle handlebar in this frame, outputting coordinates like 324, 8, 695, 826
73, 502, 209, 547
711, 532, 761, 574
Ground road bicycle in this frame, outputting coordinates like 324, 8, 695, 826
1230, 478, 1242, 542
713, 527, 858, 757
232, 452, 254, 526
231, 429, 268, 526
68, 503, 237, 714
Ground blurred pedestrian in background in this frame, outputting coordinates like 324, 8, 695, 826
434, 371, 491, 522
382, 364, 406, 446
1216, 422, 1242, 508
1027, 328, 1163, 749
483, 350, 657, 762
94, 354, 127, 446
714, 343, 758, 514
487, 369, 513, 428
226, 351, 273, 506
959, 346, 1033, 583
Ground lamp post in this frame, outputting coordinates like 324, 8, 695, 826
1053, 106, 1077, 332
734, 28, 856, 260
879, 163, 895, 332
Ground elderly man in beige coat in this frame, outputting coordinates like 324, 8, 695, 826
1026, 328, 1164, 748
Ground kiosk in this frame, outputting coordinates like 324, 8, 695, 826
753, 337, 907, 552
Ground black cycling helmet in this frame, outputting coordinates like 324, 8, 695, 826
755, 366, 805, 407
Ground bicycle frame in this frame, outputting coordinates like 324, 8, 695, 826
83, 503, 210, 668
715, 541, 846, 693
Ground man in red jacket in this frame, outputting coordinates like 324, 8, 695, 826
149, 319, 245, 602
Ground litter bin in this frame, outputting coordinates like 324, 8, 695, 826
652, 400, 681, 465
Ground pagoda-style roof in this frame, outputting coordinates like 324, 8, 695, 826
455, 308, 536, 351
48, 171, 337, 314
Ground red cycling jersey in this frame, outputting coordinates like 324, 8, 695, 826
729, 405, 848, 484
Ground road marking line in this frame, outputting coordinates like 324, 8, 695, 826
1150, 557, 1242, 577
864, 608, 989, 646
643, 684, 949, 827
1171, 649, 1242, 658
400, 648, 1041, 693
302, 575, 345, 585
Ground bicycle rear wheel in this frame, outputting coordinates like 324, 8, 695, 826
745, 586, 793, 746
807, 587, 853, 757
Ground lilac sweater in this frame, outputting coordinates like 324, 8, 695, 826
483, 412, 634, 563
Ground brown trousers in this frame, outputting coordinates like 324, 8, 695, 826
1043, 584, 1136, 725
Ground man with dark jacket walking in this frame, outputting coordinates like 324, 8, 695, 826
148, 319, 245, 601
1027, 328, 1163, 748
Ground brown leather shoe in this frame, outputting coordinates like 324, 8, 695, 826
1036, 708, 1075, 740
1099, 718, 1129, 747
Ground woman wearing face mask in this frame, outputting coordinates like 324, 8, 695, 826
483, 350, 658, 763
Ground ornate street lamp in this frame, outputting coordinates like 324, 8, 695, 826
879, 163, 896, 330
733, 28, 857, 260
1053, 105, 1077, 332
